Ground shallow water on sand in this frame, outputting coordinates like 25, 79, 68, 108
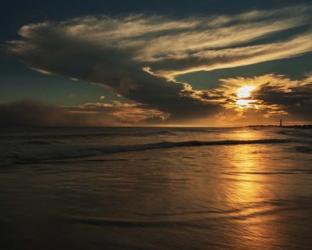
0, 127, 311, 249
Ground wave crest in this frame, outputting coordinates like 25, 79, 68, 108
1, 138, 291, 166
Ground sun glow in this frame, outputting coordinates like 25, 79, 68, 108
236, 85, 256, 108
237, 85, 255, 99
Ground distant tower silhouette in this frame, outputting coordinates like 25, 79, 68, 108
279, 119, 283, 127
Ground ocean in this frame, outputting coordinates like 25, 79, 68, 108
0, 126, 311, 250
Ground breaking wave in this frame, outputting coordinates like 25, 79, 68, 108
2, 138, 290, 166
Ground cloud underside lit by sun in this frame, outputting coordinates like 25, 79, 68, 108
4, 5, 312, 126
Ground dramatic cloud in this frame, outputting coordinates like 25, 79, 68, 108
213, 74, 312, 123
1, 73, 311, 127
5, 5, 312, 125
9, 6, 312, 76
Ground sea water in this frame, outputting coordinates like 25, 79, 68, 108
0, 127, 311, 249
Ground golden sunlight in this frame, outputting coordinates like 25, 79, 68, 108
237, 85, 255, 99
236, 85, 256, 108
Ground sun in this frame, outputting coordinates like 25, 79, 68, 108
236, 85, 256, 108
237, 85, 255, 99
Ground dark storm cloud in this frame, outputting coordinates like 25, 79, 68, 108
0, 100, 74, 127
0, 100, 167, 127
255, 81, 312, 120
7, 17, 223, 121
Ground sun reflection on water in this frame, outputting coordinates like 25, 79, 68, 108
223, 130, 284, 248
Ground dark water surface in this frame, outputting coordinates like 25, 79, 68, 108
0, 127, 311, 249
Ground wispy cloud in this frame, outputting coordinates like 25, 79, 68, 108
5, 5, 312, 124
9, 6, 312, 76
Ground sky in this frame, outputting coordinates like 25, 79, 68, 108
1, 0, 312, 126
